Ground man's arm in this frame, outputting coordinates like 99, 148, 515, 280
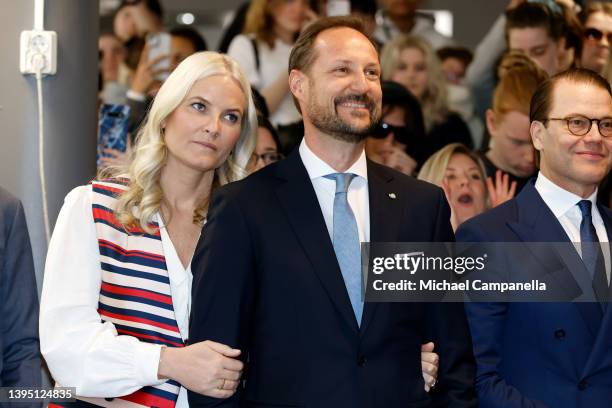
188, 187, 256, 408
1, 195, 41, 388
426, 190, 478, 408
456, 222, 547, 408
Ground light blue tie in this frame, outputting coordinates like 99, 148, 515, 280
324, 173, 363, 325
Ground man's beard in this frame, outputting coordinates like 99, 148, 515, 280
307, 93, 381, 143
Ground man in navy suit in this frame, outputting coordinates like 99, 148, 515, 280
0, 186, 41, 393
457, 68, 612, 407
188, 16, 477, 408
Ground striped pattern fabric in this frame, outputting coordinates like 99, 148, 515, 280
79, 179, 184, 408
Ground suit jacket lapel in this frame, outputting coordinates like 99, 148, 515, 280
508, 182, 602, 338
360, 162, 400, 337
273, 151, 360, 333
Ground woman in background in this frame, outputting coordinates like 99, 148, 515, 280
418, 143, 514, 231
381, 34, 473, 162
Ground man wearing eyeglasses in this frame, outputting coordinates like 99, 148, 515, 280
457, 68, 612, 407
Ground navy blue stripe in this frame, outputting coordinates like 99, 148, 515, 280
100, 288, 174, 311
99, 303, 179, 328
113, 323, 183, 346
140, 385, 178, 400
101, 262, 170, 284
93, 185, 120, 198
92, 204, 161, 240
99, 243, 167, 269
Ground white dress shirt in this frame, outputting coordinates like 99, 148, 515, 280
40, 185, 192, 407
535, 173, 610, 284
299, 138, 370, 243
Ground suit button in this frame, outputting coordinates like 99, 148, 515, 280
554, 329, 565, 339
357, 354, 367, 367
578, 380, 588, 390
105, 398, 114, 401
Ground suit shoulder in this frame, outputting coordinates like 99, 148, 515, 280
370, 160, 444, 198
0, 186, 21, 214
457, 198, 519, 241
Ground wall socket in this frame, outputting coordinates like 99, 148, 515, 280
20, 30, 57, 75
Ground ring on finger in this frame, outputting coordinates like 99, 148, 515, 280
218, 379, 225, 390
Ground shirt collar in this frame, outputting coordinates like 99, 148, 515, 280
299, 138, 368, 181
535, 172, 598, 218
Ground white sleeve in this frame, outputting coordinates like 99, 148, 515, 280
39, 185, 165, 397
227, 34, 261, 88
465, 14, 506, 87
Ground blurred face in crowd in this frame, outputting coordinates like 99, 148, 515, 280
382, 0, 419, 18
270, 0, 308, 38
170, 36, 198, 71
441, 57, 467, 85
248, 127, 282, 172
114, 6, 138, 42
295, 27, 382, 143
365, 106, 407, 162
508, 27, 560, 76
390, 47, 428, 101
99, 34, 126, 82
532, 80, 612, 197
580, 12, 612, 74
444, 153, 487, 226
486, 110, 536, 178
162, 75, 246, 173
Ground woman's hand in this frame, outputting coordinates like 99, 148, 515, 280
130, 43, 169, 95
486, 170, 516, 208
421, 342, 439, 392
158, 340, 244, 398
383, 147, 418, 176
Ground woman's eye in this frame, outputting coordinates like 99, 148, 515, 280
224, 113, 240, 123
191, 102, 206, 112
445, 174, 456, 180
471, 174, 482, 181
335, 67, 349, 74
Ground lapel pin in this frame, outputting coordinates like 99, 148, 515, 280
388, 193, 397, 199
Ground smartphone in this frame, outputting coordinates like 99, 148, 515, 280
97, 104, 130, 168
327, 0, 351, 17
147, 32, 171, 81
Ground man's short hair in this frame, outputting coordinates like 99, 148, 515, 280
506, 2, 565, 42
288, 16, 378, 113
530, 68, 612, 124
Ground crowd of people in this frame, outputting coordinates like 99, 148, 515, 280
2, 0, 612, 407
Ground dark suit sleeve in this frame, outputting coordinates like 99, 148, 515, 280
188, 187, 256, 408
0, 196, 41, 388
456, 222, 547, 408
426, 190, 478, 408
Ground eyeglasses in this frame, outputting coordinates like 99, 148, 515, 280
371, 122, 410, 139
249, 152, 284, 166
543, 116, 612, 138
584, 27, 612, 44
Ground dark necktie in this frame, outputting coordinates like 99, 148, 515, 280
577, 200, 609, 309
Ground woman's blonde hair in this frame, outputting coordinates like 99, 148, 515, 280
110, 51, 257, 233
381, 34, 449, 132
244, 0, 281, 48
418, 143, 487, 191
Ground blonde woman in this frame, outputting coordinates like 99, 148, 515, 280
40, 51, 257, 408
418, 143, 515, 232
381, 34, 473, 161
227, 0, 314, 130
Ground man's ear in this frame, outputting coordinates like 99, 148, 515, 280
485, 109, 497, 139
531, 120, 545, 151
289, 69, 307, 101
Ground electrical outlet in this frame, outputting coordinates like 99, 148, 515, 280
20, 30, 57, 75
